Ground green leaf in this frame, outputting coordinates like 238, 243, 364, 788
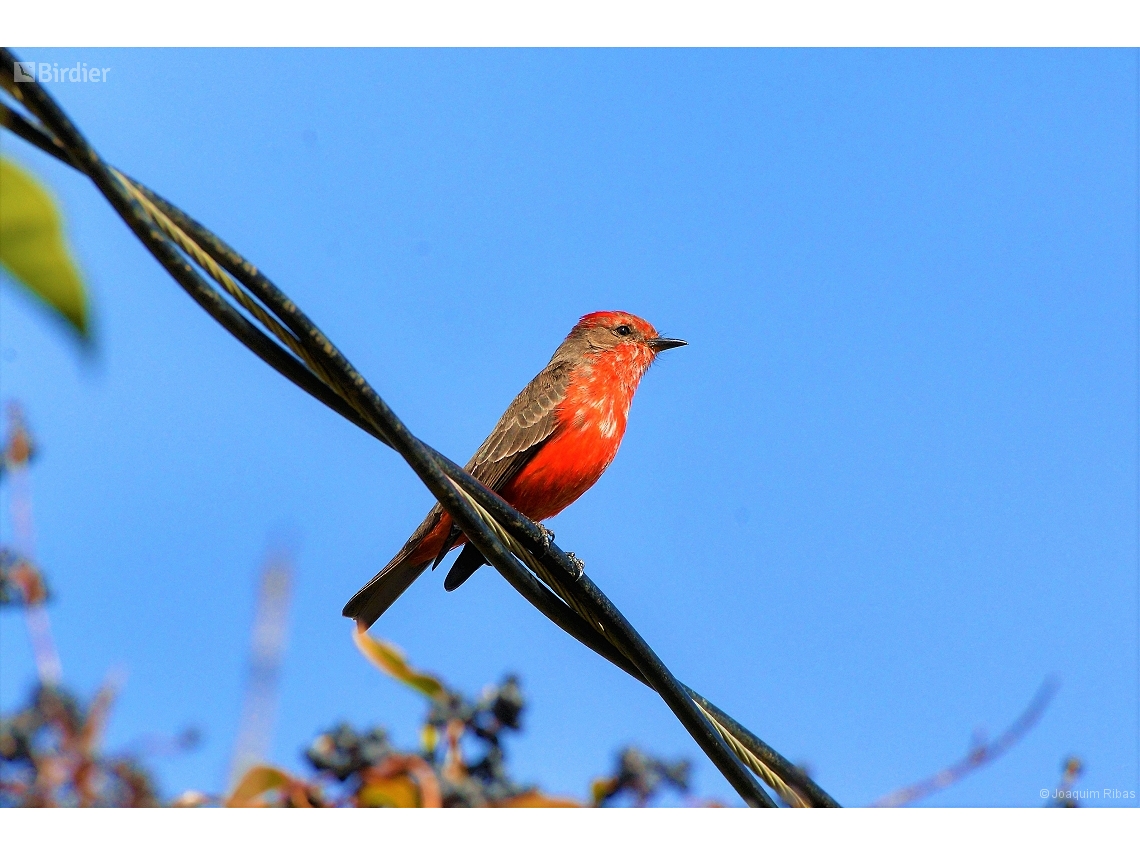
353, 627, 447, 701
0, 157, 90, 339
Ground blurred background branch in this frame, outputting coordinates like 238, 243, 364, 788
1, 404, 61, 686
871, 677, 1059, 807
227, 549, 294, 790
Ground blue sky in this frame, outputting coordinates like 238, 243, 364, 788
1, 49, 1136, 807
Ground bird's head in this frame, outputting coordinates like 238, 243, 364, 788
565, 311, 687, 365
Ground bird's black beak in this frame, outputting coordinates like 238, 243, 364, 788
648, 337, 687, 353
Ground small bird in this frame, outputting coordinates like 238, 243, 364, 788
343, 311, 686, 630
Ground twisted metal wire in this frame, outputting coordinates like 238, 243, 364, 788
111, 170, 334, 387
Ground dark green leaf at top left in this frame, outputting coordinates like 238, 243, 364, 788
0, 156, 91, 340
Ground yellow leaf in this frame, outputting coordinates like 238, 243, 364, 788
353, 627, 447, 701
0, 157, 90, 339
590, 776, 617, 806
357, 775, 422, 808
226, 764, 294, 807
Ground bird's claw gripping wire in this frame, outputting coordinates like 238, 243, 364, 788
564, 552, 585, 580
537, 524, 555, 546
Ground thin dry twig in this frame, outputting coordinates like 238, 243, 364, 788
872, 677, 1059, 807
2, 404, 62, 685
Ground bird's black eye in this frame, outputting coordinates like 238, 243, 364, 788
615, 325, 632, 336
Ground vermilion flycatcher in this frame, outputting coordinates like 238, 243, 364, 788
343, 311, 686, 629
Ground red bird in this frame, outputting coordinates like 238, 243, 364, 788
343, 311, 686, 630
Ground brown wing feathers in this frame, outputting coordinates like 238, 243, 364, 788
467, 361, 569, 488
342, 361, 572, 628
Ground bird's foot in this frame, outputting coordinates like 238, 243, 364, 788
565, 552, 584, 580
432, 525, 462, 569
536, 523, 555, 546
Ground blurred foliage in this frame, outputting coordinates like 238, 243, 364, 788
0, 548, 50, 606
0, 157, 90, 341
1, 606, 701, 809
591, 746, 692, 807
0, 682, 158, 807
0, 402, 37, 480
221, 639, 695, 808
0, 407, 46, 606
1050, 756, 1084, 808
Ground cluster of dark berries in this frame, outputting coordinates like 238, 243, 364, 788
301, 674, 532, 807
592, 746, 691, 806
304, 723, 393, 781
430, 675, 528, 806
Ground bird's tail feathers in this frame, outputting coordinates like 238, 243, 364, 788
344, 507, 448, 629
342, 556, 430, 630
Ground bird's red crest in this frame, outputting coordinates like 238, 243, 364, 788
573, 311, 659, 340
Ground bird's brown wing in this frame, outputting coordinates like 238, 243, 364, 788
465, 359, 571, 491
342, 360, 572, 628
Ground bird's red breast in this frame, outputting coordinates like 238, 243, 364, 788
499, 344, 652, 520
